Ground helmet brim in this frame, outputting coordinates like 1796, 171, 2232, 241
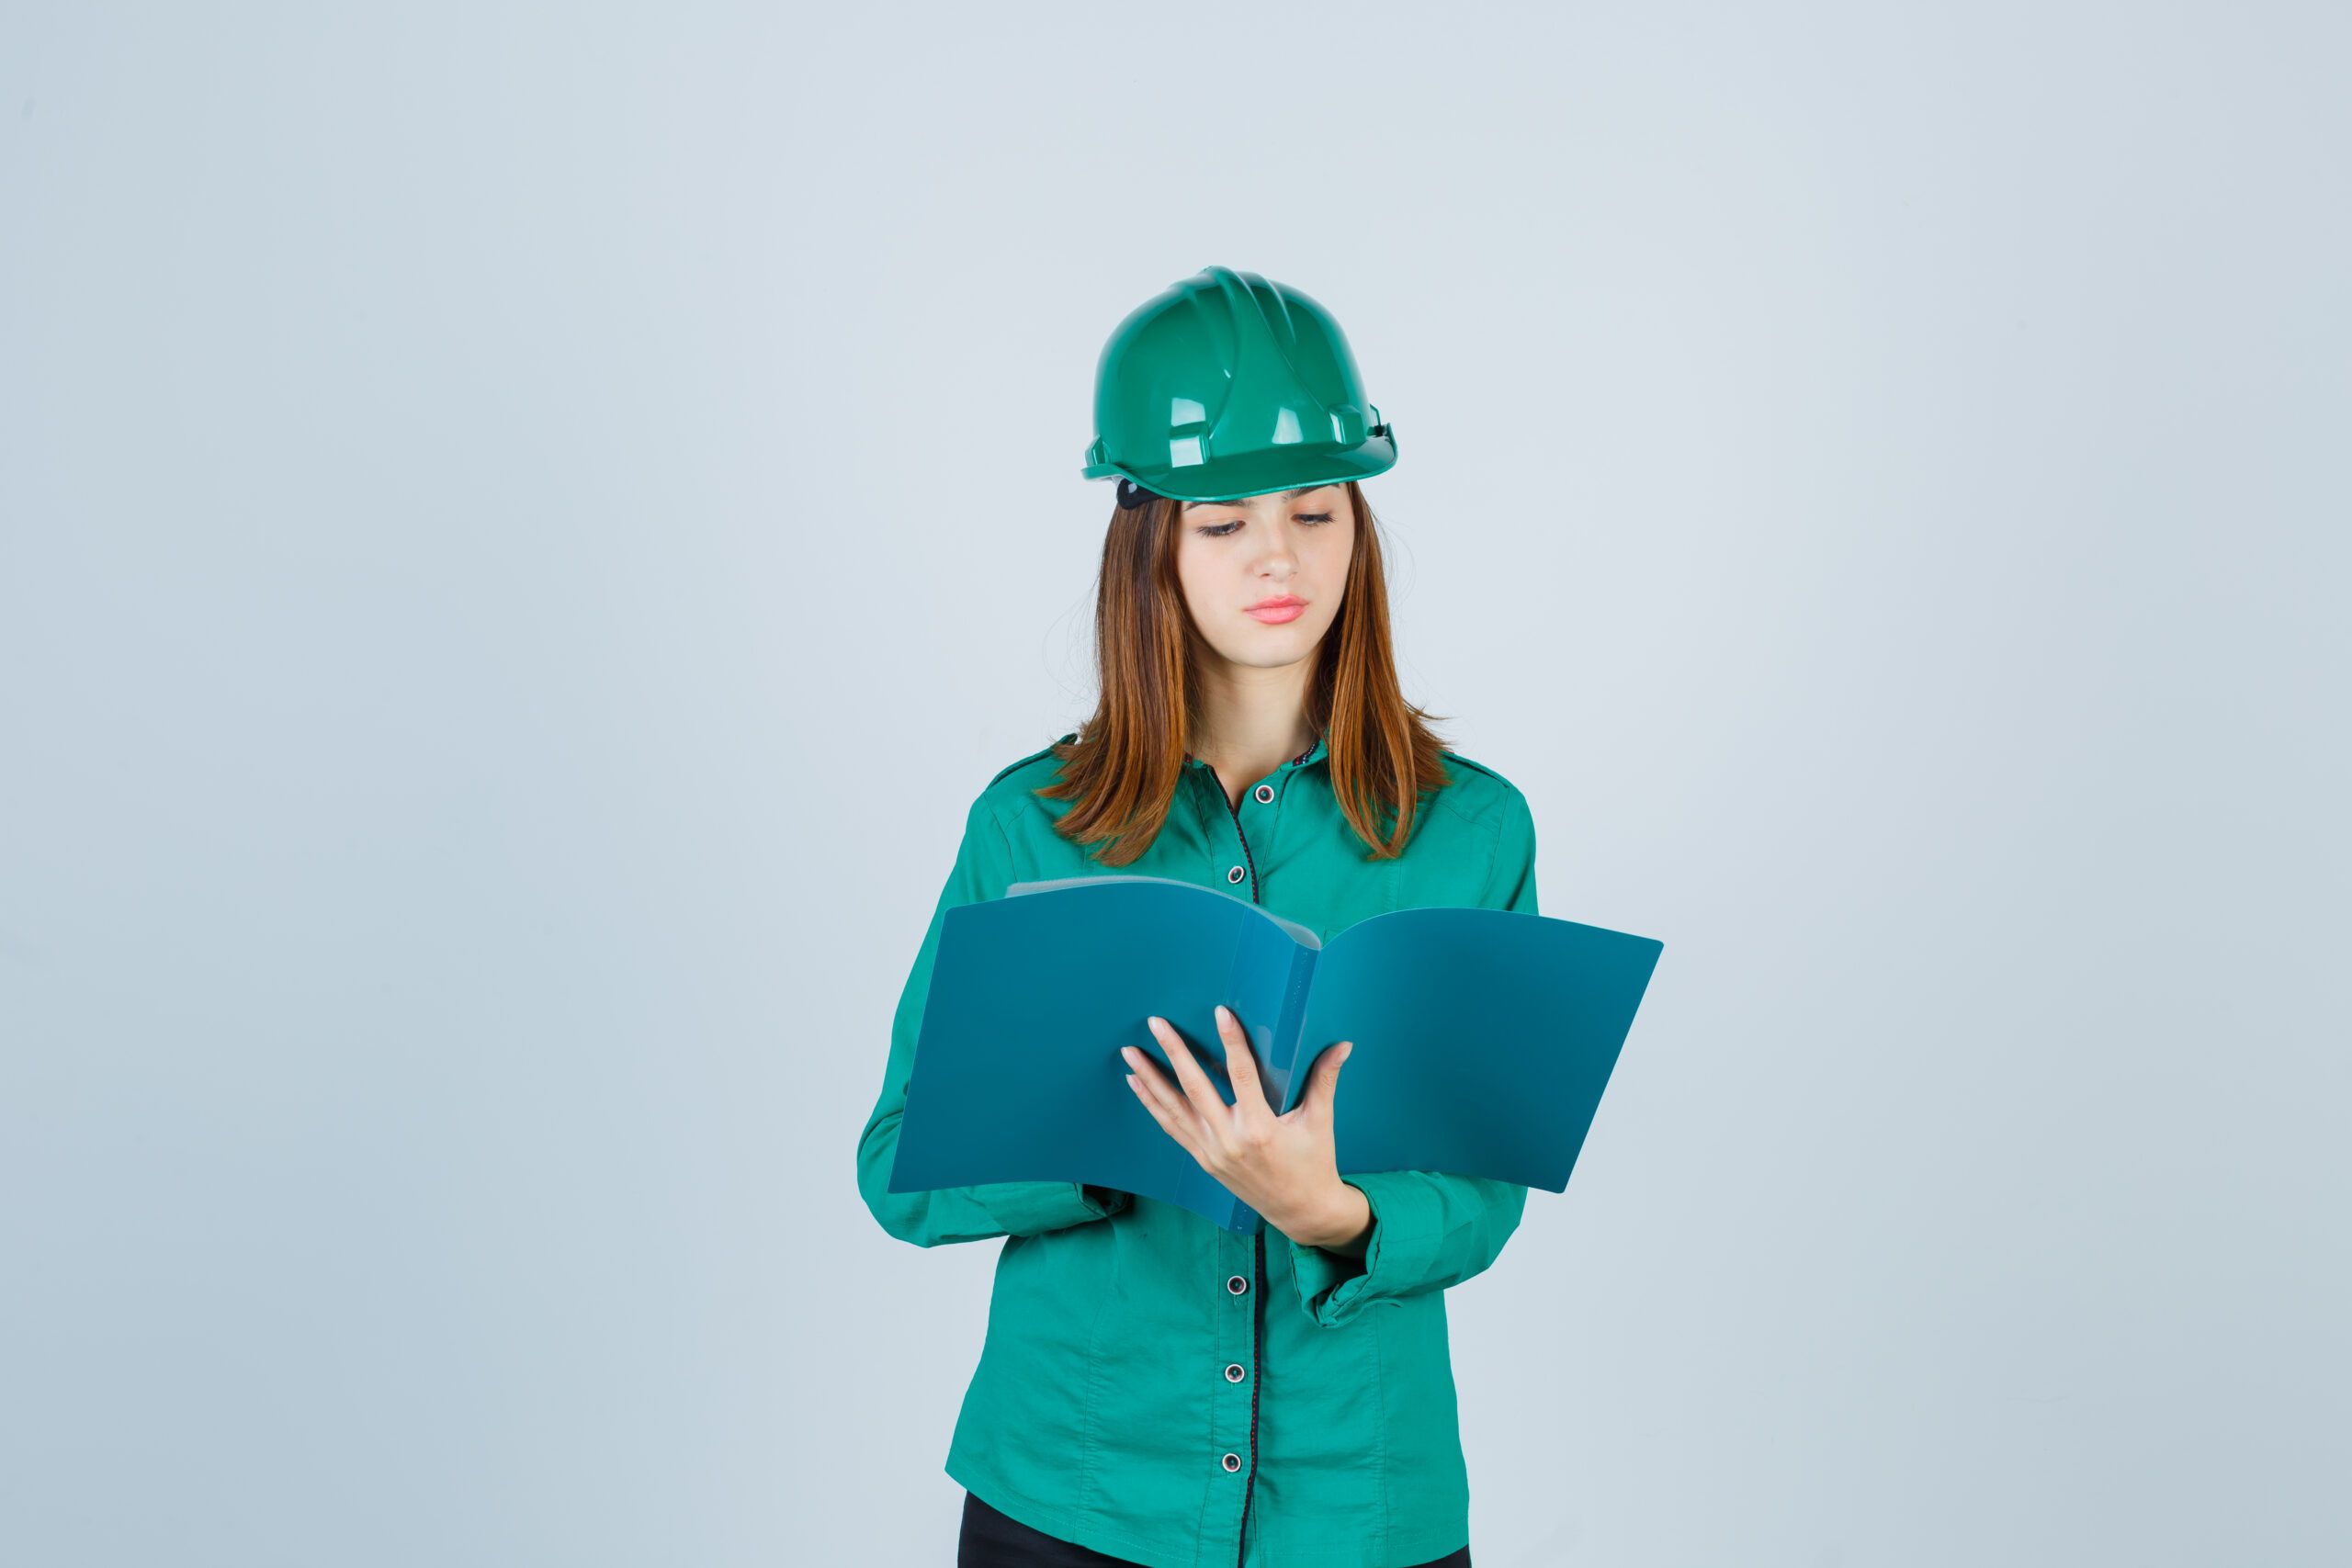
1084, 433, 1396, 504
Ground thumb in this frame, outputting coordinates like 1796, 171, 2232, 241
1305, 1040, 1351, 1116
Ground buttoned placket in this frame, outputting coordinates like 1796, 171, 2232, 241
1185, 739, 1314, 905
1181, 737, 1313, 1568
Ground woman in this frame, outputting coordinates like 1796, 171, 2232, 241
856, 266, 1535, 1568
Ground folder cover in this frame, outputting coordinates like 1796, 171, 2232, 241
888, 874, 1664, 1235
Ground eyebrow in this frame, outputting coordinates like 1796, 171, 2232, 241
1182, 486, 1329, 511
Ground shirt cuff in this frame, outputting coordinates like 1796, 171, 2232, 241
1287, 1173, 1445, 1328
972, 1180, 1131, 1236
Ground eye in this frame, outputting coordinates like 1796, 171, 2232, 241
1194, 512, 1335, 538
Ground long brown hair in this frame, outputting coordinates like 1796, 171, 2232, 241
1035, 479, 1457, 866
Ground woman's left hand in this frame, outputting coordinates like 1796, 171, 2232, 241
1122, 1005, 1361, 1247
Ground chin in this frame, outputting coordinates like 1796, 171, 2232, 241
1222, 628, 1324, 666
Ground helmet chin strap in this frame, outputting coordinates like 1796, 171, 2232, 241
1116, 478, 1160, 511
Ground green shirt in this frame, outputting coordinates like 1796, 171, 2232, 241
856, 731, 1539, 1568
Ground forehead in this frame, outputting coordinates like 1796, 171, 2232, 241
1181, 484, 1340, 511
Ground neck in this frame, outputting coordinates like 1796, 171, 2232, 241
1190, 655, 1317, 784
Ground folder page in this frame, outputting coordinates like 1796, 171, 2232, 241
890, 877, 1317, 1228
1291, 908, 1664, 1192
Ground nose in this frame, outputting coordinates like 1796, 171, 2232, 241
1251, 525, 1302, 577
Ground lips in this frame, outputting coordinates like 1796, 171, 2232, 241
1245, 595, 1306, 625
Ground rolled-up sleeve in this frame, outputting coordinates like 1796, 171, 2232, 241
1290, 785, 1539, 1327
855, 793, 1132, 1246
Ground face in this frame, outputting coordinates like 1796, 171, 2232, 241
1172, 483, 1355, 670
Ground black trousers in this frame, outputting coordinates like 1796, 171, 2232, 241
958, 1488, 1472, 1567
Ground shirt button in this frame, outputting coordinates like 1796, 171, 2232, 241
1222, 1452, 1242, 1472
1252, 783, 1274, 804
1225, 1363, 1247, 1382
1226, 865, 1246, 884
1227, 1274, 1249, 1294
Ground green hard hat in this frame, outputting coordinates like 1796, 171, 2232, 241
1080, 265, 1396, 505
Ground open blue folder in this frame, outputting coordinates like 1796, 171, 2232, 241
888, 874, 1664, 1235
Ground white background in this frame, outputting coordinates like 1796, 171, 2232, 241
3, 4, 2345, 1564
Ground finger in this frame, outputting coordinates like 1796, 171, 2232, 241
1297, 1039, 1352, 1122
1213, 1004, 1272, 1119
1147, 1014, 1230, 1126
1124, 1068, 1204, 1161
1122, 1040, 1202, 1134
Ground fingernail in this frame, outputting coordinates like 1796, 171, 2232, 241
1216, 1003, 1230, 1022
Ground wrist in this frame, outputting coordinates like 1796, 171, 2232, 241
1292, 1179, 1373, 1255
